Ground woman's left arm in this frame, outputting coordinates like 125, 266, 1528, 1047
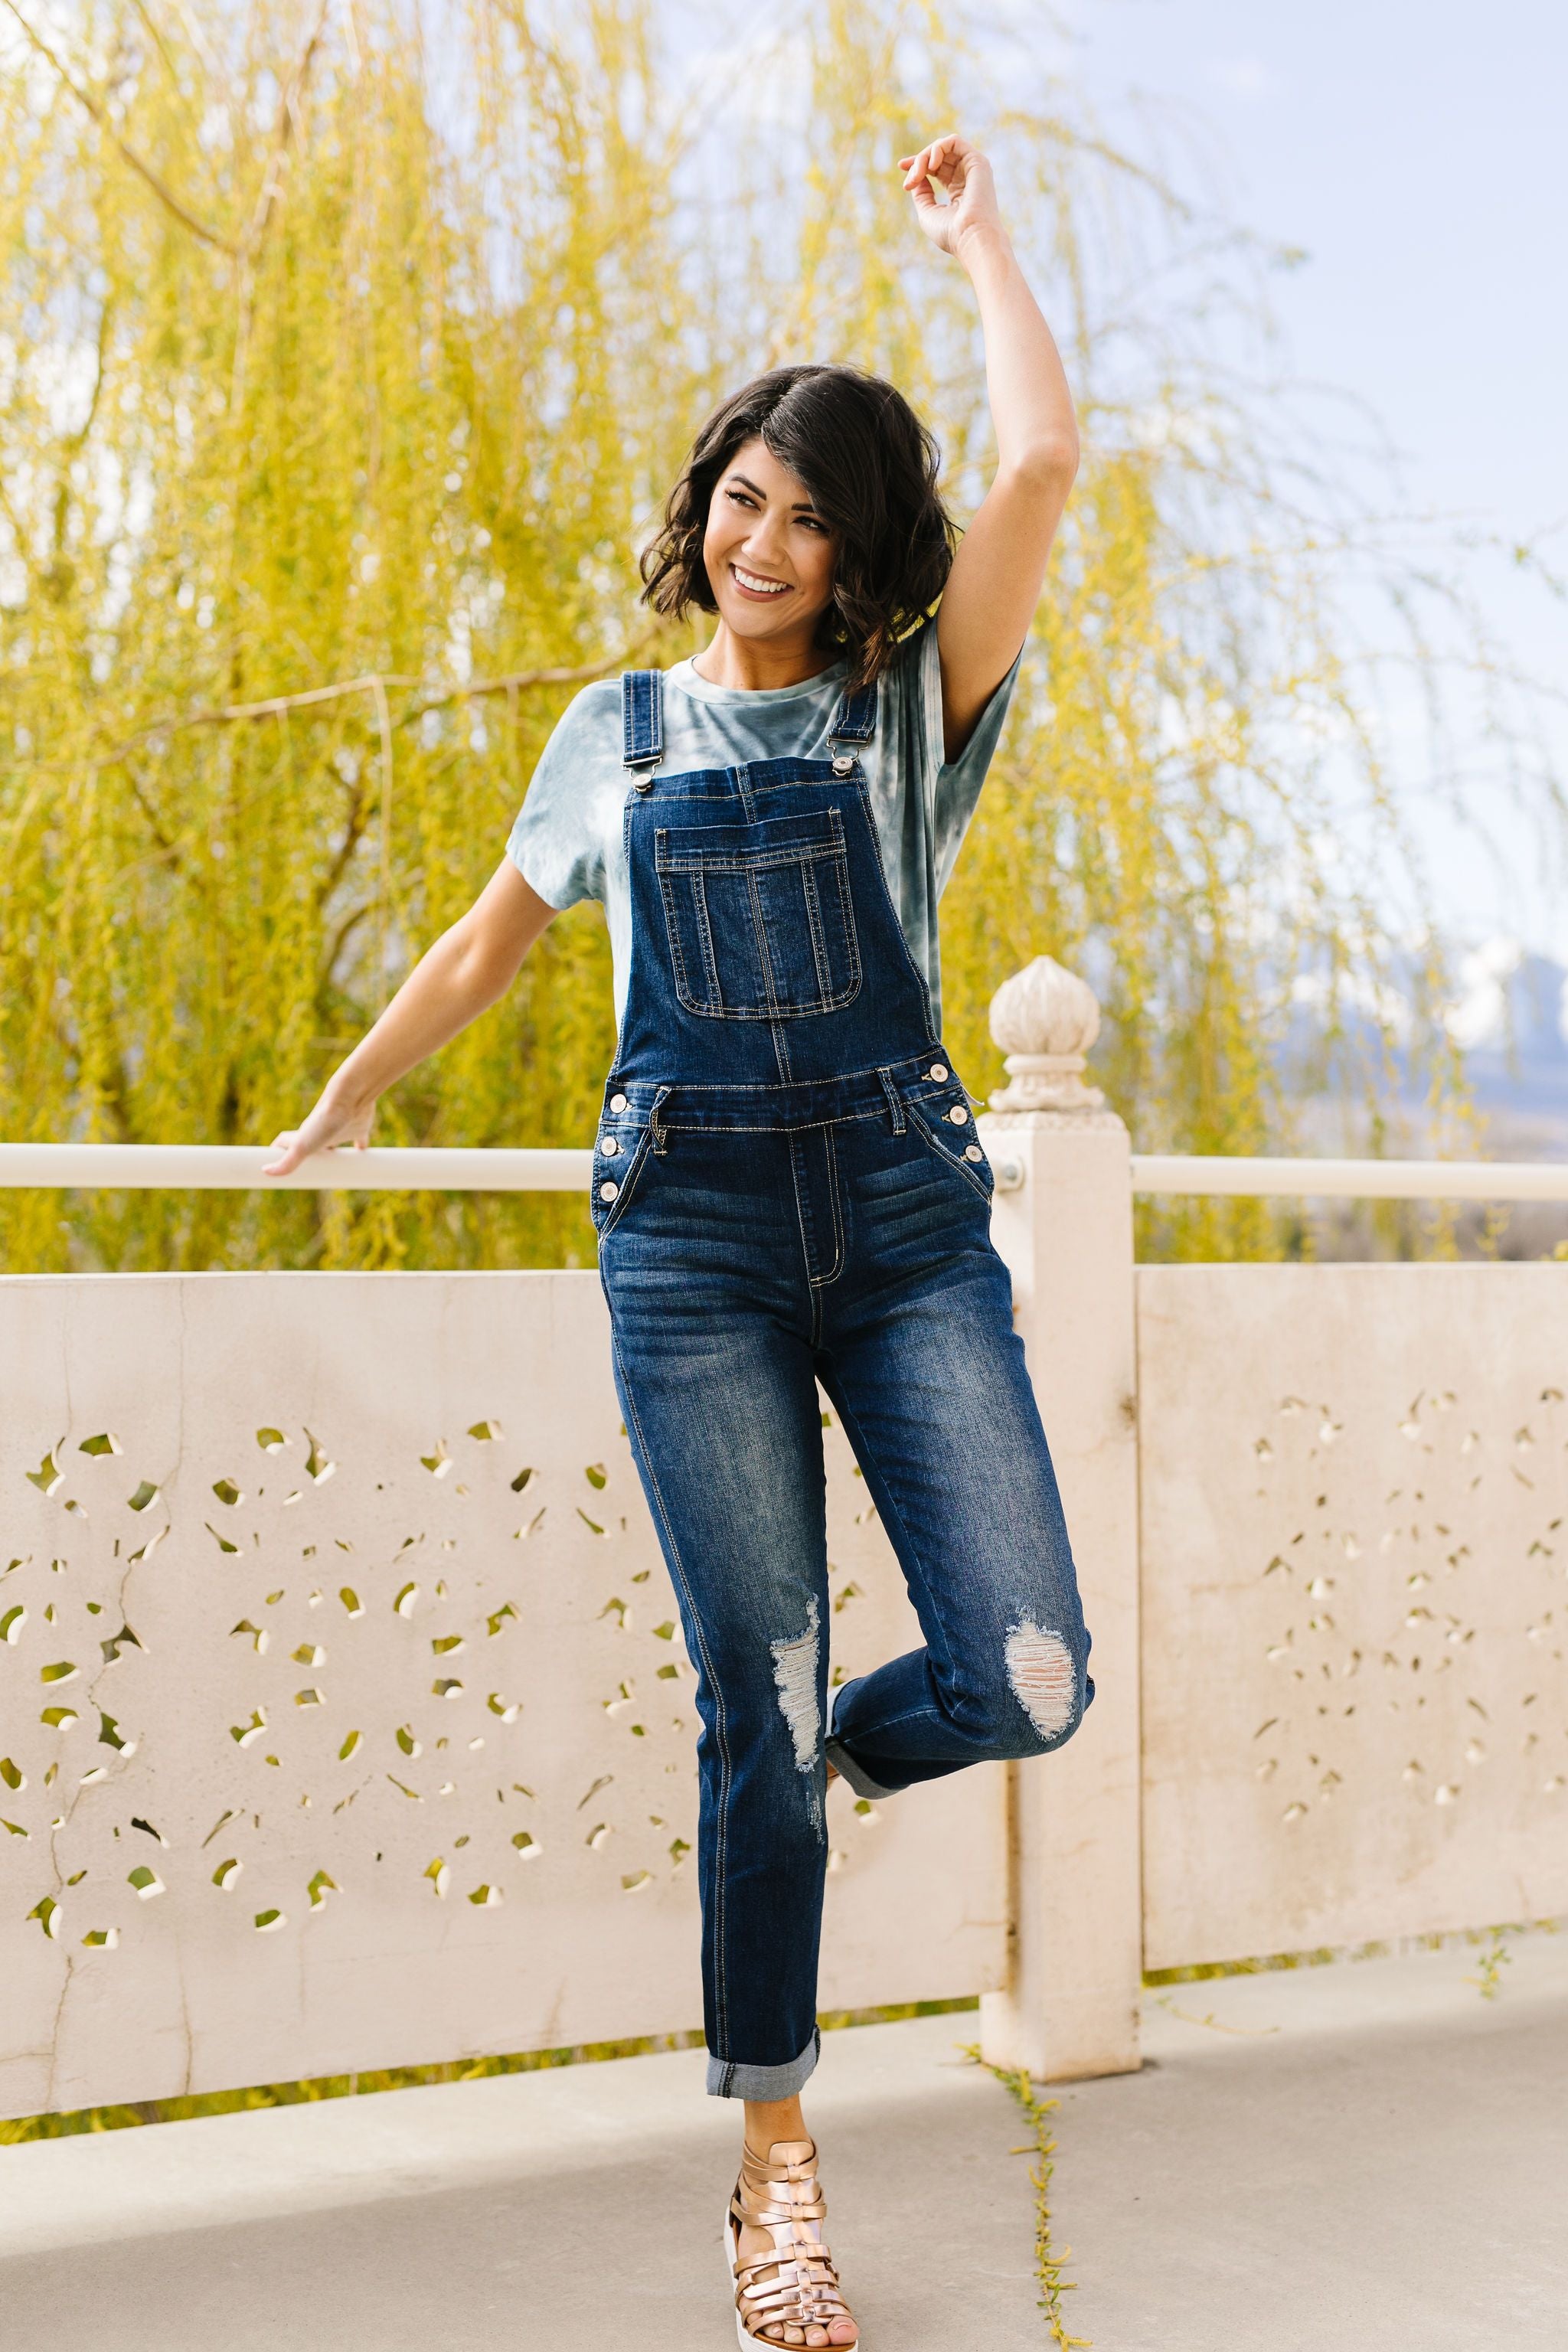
902, 134, 1079, 760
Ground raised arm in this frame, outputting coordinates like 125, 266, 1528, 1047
900, 133, 1079, 760
263, 858, 557, 1176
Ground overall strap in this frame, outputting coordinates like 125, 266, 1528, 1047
622, 671, 664, 789
827, 681, 877, 744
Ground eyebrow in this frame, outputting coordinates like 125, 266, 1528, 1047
728, 471, 820, 514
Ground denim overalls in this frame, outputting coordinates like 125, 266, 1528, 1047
593, 669, 1091, 2100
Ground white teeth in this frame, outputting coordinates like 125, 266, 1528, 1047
733, 567, 788, 594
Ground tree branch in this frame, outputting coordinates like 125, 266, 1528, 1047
2, 0, 237, 254
87, 635, 661, 772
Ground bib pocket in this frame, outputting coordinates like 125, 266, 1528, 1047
655, 809, 861, 1020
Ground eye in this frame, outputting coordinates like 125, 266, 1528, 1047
724, 486, 759, 509
797, 515, 827, 534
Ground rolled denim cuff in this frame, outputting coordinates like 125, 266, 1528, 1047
707, 2026, 819, 2100
824, 1677, 903, 1801
822, 1733, 900, 1802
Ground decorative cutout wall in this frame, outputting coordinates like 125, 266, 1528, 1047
0, 1273, 1004, 2120
1138, 1264, 1568, 1968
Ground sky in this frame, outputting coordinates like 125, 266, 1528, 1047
1067, 0, 1568, 954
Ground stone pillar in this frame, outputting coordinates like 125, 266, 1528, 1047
977, 956, 1143, 2081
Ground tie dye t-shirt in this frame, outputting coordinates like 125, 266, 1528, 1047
505, 618, 1021, 1035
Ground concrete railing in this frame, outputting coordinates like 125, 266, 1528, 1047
2, 954, 1565, 2122
5, 1141, 1566, 1199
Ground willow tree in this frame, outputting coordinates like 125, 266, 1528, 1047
0, 0, 1541, 1271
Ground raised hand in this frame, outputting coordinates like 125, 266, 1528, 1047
899, 133, 1004, 259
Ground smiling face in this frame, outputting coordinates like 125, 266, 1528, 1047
701, 436, 837, 657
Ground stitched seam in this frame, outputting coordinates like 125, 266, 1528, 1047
826, 851, 862, 1003
603, 1055, 941, 1094
656, 867, 701, 1012
691, 867, 724, 1011
656, 843, 848, 874
799, 858, 831, 1007
663, 1109, 886, 1135
811, 1123, 845, 1289
609, 1327, 735, 2055
653, 810, 845, 861
787, 1129, 817, 1302
748, 866, 783, 1019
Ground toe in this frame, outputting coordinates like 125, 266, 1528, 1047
829, 2324, 858, 2347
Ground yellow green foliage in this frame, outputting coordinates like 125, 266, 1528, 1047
0, 2, 1500, 1271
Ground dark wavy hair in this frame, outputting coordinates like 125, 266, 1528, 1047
639, 364, 955, 688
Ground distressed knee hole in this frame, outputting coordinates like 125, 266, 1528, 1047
771, 1597, 821, 1773
1004, 1620, 1077, 1740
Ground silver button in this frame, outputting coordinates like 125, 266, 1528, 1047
831, 754, 854, 776
928, 1063, 949, 1083
965, 1144, 984, 1163
609, 1093, 628, 1113
948, 1103, 969, 1125
598, 1180, 619, 1203
599, 1135, 620, 1156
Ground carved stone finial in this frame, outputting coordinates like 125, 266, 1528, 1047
986, 955, 1108, 1119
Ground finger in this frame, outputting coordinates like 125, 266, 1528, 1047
935, 146, 965, 191
901, 145, 931, 189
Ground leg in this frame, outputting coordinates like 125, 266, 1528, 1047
819, 1201, 1093, 1796
601, 1138, 834, 2097
602, 1138, 858, 2344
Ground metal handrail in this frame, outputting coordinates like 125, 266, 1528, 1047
1, 1142, 1566, 1200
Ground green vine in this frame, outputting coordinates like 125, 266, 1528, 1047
964, 2044, 1089, 2347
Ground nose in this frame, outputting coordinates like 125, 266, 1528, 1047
740, 514, 789, 573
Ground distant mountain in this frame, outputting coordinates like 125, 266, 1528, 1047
1276, 935, 1568, 1158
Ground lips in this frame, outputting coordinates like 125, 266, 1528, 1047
730, 564, 791, 599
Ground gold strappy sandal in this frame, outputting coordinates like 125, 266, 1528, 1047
725, 2136, 859, 2348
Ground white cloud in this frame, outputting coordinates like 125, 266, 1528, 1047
1442, 935, 1524, 1050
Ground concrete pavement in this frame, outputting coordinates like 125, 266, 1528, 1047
1, 1933, 1563, 2350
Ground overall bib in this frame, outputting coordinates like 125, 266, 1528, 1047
593, 670, 1091, 2100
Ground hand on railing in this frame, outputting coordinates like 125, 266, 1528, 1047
263, 1089, 376, 1180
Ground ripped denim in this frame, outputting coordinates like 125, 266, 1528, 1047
599, 1102, 1093, 2101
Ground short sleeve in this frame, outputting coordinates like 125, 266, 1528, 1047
505, 681, 622, 911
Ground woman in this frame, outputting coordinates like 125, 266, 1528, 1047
268, 134, 1088, 2352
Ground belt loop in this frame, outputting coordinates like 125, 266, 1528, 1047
877, 1067, 906, 1135
648, 1083, 673, 1156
